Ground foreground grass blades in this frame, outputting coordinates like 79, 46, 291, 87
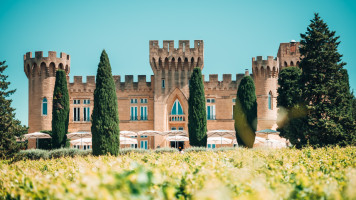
0, 147, 355, 199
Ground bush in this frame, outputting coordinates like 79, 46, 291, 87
48, 148, 91, 159
119, 148, 149, 155
14, 148, 92, 161
16, 149, 49, 160
154, 147, 178, 153
185, 147, 207, 153
212, 147, 237, 152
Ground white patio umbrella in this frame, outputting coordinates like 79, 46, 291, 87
120, 131, 137, 137
165, 135, 189, 142
67, 132, 92, 149
119, 131, 137, 147
208, 137, 232, 146
137, 130, 162, 149
24, 132, 51, 139
120, 137, 138, 148
207, 130, 235, 137
163, 130, 188, 148
70, 137, 92, 149
23, 132, 52, 148
162, 130, 187, 136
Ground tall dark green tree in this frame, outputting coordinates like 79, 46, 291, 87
276, 67, 308, 148
298, 13, 355, 146
233, 76, 257, 148
0, 61, 27, 159
51, 70, 70, 148
188, 67, 207, 147
91, 50, 120, 156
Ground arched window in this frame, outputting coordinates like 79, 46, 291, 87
268, 92, 272, 110
42, 98, 48, 115
171, 99, 184, 115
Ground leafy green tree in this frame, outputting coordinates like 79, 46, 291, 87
51, 70, 70, 148
276, 67, 308, 148
0, 61, 27, 159
188, 68, 207, 147
298, 13, 355, 147
233, 76, 257, 148
91, 50, 120, 156
352, 93, 356, 120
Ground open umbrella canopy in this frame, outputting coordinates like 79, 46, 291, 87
255, 129, 280, 134
208, 137, 232, 144
137, 130, 162, 136
162, 130, 188, 136
70, 138, 92, 145
120, 131, 137, 137
119, 137, 138, 145
24, 132, 51, 140
67, 132, 92, 140
165, 135, 189, 142
207, 130, 235, 137
70, 137, 138, 146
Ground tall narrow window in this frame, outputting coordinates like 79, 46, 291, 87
268, 92, 272, 110
207, 105, 216, 120
140, 106, 148, 120
42, 98, 48, 116
140, 140, 148, 149
162, 79, 165, 88
130, 106, 138, 121
84, 107, 90, 121
74, 107, 80, 121
171, 99, 184, 115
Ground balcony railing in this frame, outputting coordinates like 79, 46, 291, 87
207, 115, 216, 120
169, 115, 185, 122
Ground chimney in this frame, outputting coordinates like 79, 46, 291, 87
245, 69, 249, 76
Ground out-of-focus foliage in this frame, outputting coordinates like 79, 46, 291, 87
1, 147, 355, 199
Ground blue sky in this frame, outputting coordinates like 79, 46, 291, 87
0, 0, 355, 126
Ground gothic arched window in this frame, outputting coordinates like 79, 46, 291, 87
171, 99, 184, 115
42, 98, 48, 115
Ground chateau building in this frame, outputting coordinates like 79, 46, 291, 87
24, 40, 300, 149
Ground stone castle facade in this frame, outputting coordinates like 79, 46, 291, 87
24, 40, 300, 148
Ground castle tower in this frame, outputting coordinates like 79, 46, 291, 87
252, 56, 279, 130
24, 51, 70, 133
149, 40, 204, 131
277, 40, 301, 71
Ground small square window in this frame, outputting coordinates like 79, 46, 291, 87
232, 98, 236, 103
130, 99, 138, 104
211, 99, 215, 103
140, 98, 148, 103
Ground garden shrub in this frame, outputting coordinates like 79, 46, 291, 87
185, 147, 207, 153
154, 147, 178, 153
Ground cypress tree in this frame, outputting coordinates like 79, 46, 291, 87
299, 13, 355, 146
51, 70, 70, 148
276, 67, 308, 148
91, 50, 120, 156
0, 61, 27, 159
233, 76, 257, 148
188, 67, 207, 147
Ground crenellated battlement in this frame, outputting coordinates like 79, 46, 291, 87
277, 41, 301, 70
69, 75, 153, 93
24, 51, 71, 78
252, 56, 279, 78
203, 73, 247, 91
149, 40, 204, 72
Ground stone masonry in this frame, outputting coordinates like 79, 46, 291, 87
24, 40, 300, 149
